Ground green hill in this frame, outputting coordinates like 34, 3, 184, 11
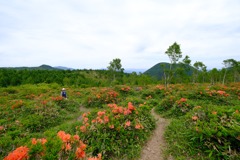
0, 64, 61, 70
144, 62, 194, 80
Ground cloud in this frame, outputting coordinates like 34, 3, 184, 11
0, 0, 240, 69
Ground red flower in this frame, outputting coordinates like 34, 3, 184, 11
4, 146, 29, 160
125, 121, 131, 128
32, 138, 37, 145
192, 116, 198, 121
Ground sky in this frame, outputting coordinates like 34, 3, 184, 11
0, 0, 240, 71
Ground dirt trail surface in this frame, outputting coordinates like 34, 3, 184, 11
139, 109, 173, 160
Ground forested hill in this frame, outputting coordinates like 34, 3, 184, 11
0, 64, 62, 70
144, 62, 194, 80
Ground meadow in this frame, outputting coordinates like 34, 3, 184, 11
0, 82, 239, 159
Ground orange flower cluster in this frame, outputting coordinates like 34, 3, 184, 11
107, 91, 118, 98
52, 96, 63, 101
212, 111, 217, 115
206, 90, 229, 97
41, 100, 48, 105
89, 110, 110, 125
156, 85, 165, 90
176, 98, 188, 107
108, 102, 136, 115
88, 153, 102, 160
75, 141, 87, 159
192, 116, 198, 121
4, 146, 29, 160
78, 112, 90, 133
0, 125, 4, 131
57, 131, 87, 159
25, 94, 36, 99
121, 86, 131, 92
90, 88, 119, 104
125, 120, 131, 128
11, 100, 23, 110
135, 123, 144, 129
31, 138, 47, 145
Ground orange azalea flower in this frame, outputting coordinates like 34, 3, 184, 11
109, 124, 114, 129
75, 148, 85, 159
128, 102, 135, 111
217, 90, 225, 95
117, 107, 123, 113
84, 117, 89, 123
0, 126, 4, 131
65, 143, 71, 151
135, 123, 143, 129
73, 135, 80, 141
62, 134, 71, 143
88, 153, 102, 160
212, 111, 217, 115
4, 146, 29, 160
104, 116, 109, 123
57, 131, 71, 143
125, 121, 131, 128
97, 111, 105, 116
41, 138, 47, 145
180, 98, 187, 102
32, 138, 37, 145
96, 117, 103, 123
79, 141, 87, 150
236, 110, 239, 114
80, 126, 87, 133
192, 116, 198, 121
123, 108, 132, 115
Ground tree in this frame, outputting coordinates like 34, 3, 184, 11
164, 42, 182, 88
222, 59, 238, 84
107, 58, 124, 82
193, 61, 206, 83
180, 55, 192, 83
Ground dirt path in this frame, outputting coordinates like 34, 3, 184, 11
139, 109, 173, 160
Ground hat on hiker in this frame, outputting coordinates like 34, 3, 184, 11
62, 88, 66, 91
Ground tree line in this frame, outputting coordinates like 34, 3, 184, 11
0, 67, 156, 88
161, 42, 240, 87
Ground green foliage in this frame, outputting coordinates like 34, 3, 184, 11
1, 82, 239, 159
162, 83, 240, 159
76, 103, 156, 159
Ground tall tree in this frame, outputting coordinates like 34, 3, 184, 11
180, 55, 192, 83
107, 58, 124, 82
222, 59, 239, 84
193, 61, 206, 83
164, 42, 182, 88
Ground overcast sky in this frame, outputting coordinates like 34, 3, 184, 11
0, 0, 239, 71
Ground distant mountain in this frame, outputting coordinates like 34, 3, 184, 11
124, 68, 146, 74
144, 62, 194, 80
54, 66, 74, 70
1, 64, 61, 70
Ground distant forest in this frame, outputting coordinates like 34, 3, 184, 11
0, 68, 156, 87
0, 59, 239, 88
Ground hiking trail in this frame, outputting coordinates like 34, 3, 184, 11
138, 109, 173, 160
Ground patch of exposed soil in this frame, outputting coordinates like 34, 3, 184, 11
139, 109, 173, 160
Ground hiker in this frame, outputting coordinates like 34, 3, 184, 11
61, 88, 67, 98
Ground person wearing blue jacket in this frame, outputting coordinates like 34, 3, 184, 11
61, 88, 67, 98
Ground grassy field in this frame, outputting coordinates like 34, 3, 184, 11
0, 83, 239, 159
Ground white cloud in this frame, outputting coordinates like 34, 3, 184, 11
0, 0, 240, 70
